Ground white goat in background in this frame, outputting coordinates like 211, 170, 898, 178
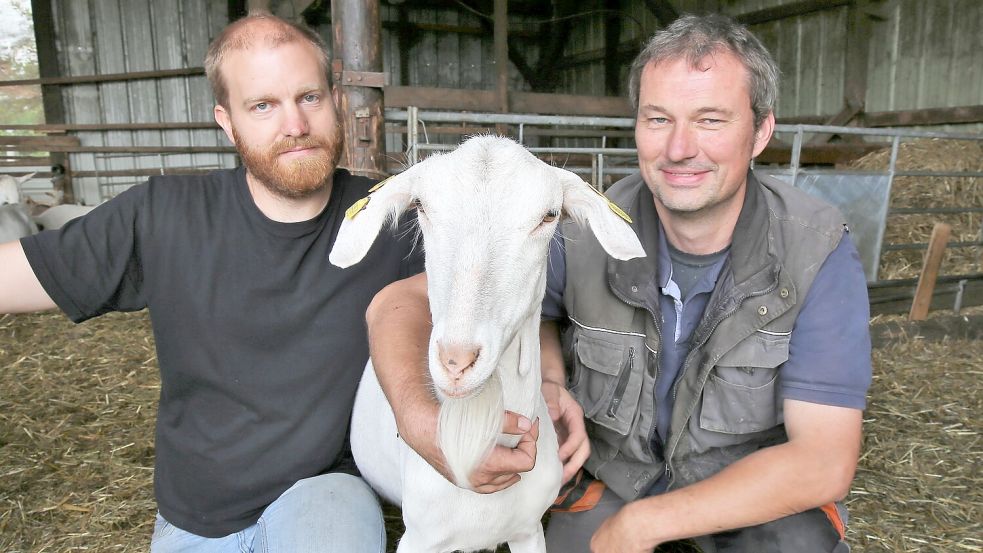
330, 136, 644, 553
0, 172, 36, 206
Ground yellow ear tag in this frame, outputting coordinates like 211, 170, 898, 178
346, 196, 370, 220
588, 185, 633, 224
607, 200, 632, 224
368, 176, 391, 193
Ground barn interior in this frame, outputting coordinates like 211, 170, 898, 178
0, 0, 981, 551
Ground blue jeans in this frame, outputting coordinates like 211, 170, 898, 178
150, 473, 385, 553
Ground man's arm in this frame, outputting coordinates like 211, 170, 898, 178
540, 320, 590, 483
591, 399, 862, 552
365, 272, 539, 493
0, 240, 56, 313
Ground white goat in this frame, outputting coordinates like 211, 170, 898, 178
0, 203, 39, 243
0, 172, 36, 205
329, 136, 644, 553
32, 203, 97, 230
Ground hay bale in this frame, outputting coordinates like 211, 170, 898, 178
849, 139, 983, 280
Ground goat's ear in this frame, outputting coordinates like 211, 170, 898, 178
329, 168, 418, 268
555, 167, 646, 261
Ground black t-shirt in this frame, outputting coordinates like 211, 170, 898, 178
22, 167, 423, 537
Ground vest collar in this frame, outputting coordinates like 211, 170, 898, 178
607, 170, 781, 306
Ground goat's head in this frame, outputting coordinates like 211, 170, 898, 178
330, 136, 644, 399
0, 172, 37, 206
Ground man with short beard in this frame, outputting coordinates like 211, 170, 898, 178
0, 13, 422, 552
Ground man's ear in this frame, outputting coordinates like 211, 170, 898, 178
752, 111, 775, 158
214, 105, 234, 144
331, 85, 342, 107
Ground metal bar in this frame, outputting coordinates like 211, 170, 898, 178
889, 207, 983, 215
880, 241, 983, 252
774, 123, 983, 141
893, 170, 983, 178
386, 109, 634, 128
413, 143, 638, 156
408, 106, 419, 165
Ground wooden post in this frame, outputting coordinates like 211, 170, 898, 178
30, 0, 73, 203
332, 0, 387, 178
494, 0, 509, 113
909, 223, 952, 321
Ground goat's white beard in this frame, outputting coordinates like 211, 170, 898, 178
437, 373, 504, 490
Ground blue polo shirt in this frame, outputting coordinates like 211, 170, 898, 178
542, 222, 871, 453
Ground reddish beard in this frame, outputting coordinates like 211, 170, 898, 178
232, 124, 344, 199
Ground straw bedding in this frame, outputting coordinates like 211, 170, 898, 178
847, 138, 983, 280
1, 307, 980, 552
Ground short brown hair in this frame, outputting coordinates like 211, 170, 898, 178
205, 12, 332, 108
627, 14, 779, 129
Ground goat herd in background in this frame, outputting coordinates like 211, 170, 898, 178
0, 172, 95, 242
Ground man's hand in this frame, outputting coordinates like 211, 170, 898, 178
468, 413, 539, 493
542, 380, 589, 483
591, 504, 656, 553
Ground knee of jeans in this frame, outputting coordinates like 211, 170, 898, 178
281, 473, 380, 513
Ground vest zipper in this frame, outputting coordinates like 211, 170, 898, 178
607, 346, 635, 417
665, 279, 779, 489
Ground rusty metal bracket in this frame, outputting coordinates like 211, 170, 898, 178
342, 71, 387, 88
331, 60, 387, 88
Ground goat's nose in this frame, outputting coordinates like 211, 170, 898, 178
437, 341, 480, 378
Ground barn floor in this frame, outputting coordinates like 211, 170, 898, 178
1, 309, 980, 552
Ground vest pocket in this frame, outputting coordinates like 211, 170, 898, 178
698, 334, 788, 435
570, 332, 643, 436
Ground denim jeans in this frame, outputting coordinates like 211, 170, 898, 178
150, 473, 385, 553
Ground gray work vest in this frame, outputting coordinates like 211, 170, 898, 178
562, 170, 846, 501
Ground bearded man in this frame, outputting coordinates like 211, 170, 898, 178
0, 13, 422, 552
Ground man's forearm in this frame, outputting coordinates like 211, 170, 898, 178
599, 401, 862, 549
365, 273, 442, 462
539, 320, 566, 385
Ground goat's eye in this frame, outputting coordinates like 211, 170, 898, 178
542, 209, 559, 223
413, 198, 425, 213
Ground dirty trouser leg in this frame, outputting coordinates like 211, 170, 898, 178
544, 486, 626, 553
694, 503, 849, 553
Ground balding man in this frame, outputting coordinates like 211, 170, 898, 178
0, 14, 422, 551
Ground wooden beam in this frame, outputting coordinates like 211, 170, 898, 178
384, 86, 633, 117
807, 103, 864, 144
0, 123, 218, 132
844, 2, 871, 108
736, 0, 852, 26
494, 0, 509, 113
604, 1, 624, 96
757, 142, 886, 165
864, 105, 983, 127
30, 0, 72, 203
0, 67, 206, 88
641, 0, 679, 25
869, 274, 983, 316
909, 223, 952, 320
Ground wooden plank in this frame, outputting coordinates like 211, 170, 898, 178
909, 223, 952, 321
868, 274, 983, 317
0, 67, 206, 87
494, 0, 508, 113
757, 142, 886, 165
0, 136, 81, 148
737, 0, 851, 25
640, 0, 679, 25
863, 105, 983, 127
